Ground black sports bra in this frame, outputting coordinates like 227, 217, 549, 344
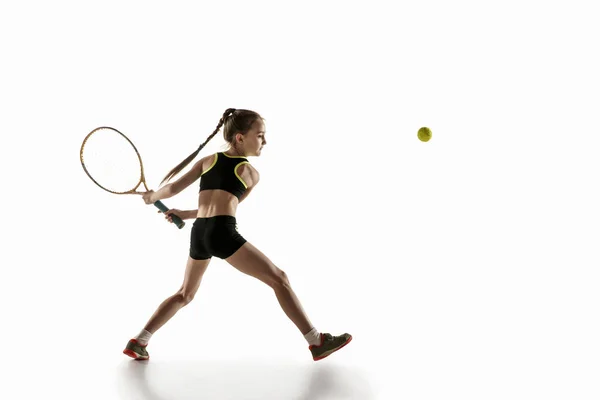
199, 152, 249, 199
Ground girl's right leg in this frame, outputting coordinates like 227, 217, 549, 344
224, 242, 352, 361
225, 241, 313, 334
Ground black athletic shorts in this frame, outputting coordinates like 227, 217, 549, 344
189, 215, 247, 260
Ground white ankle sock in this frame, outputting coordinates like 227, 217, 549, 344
134, 329, 152, 346
304, 327, 322, 346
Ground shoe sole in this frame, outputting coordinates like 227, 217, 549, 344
313, 335, 353, 361
123, 348, 149, 360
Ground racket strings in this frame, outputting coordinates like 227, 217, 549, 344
81, 128, 144, 194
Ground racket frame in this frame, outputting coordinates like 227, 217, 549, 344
80, 126, 185, 229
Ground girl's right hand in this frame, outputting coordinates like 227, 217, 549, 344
160, 209, 184, 223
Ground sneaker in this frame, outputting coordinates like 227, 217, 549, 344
123, 339, 149, 360
309, 332, 352, 361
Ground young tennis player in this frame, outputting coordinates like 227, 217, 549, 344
123, 108, 352, 361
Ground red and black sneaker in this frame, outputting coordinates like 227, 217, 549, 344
123, 339, 149, 360
309, 332, 352, 361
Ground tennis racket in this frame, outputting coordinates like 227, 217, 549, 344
80, 126, 185, 229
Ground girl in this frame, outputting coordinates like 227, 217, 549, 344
123, 108, 352, 362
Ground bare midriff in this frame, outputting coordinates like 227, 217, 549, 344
194, 155, 257, 219
196, 190, 239, 218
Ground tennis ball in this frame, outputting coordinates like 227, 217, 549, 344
417, 127, 432, 142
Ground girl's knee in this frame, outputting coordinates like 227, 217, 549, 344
176, 290, 195, 305
271, 268, 291, 288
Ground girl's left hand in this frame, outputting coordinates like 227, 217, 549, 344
160, 208, 185, 223
142, 190, 155, 204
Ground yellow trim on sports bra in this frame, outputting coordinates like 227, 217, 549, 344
221, 152, 248, 159
234, 161, 250, 189
201, 153, 218, 176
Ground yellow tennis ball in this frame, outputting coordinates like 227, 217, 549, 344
418, 127, 432, 142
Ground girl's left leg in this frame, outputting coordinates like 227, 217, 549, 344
123, 256, 211, 360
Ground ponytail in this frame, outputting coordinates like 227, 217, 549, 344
160, 108, 236, 186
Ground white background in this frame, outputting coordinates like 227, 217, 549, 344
1, 1, 598, 399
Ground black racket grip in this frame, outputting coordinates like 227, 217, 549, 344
154, 201, 185, 229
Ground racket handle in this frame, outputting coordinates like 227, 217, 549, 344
154, 201, 185, 229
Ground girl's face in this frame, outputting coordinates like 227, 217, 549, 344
238, 119, 267, 156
